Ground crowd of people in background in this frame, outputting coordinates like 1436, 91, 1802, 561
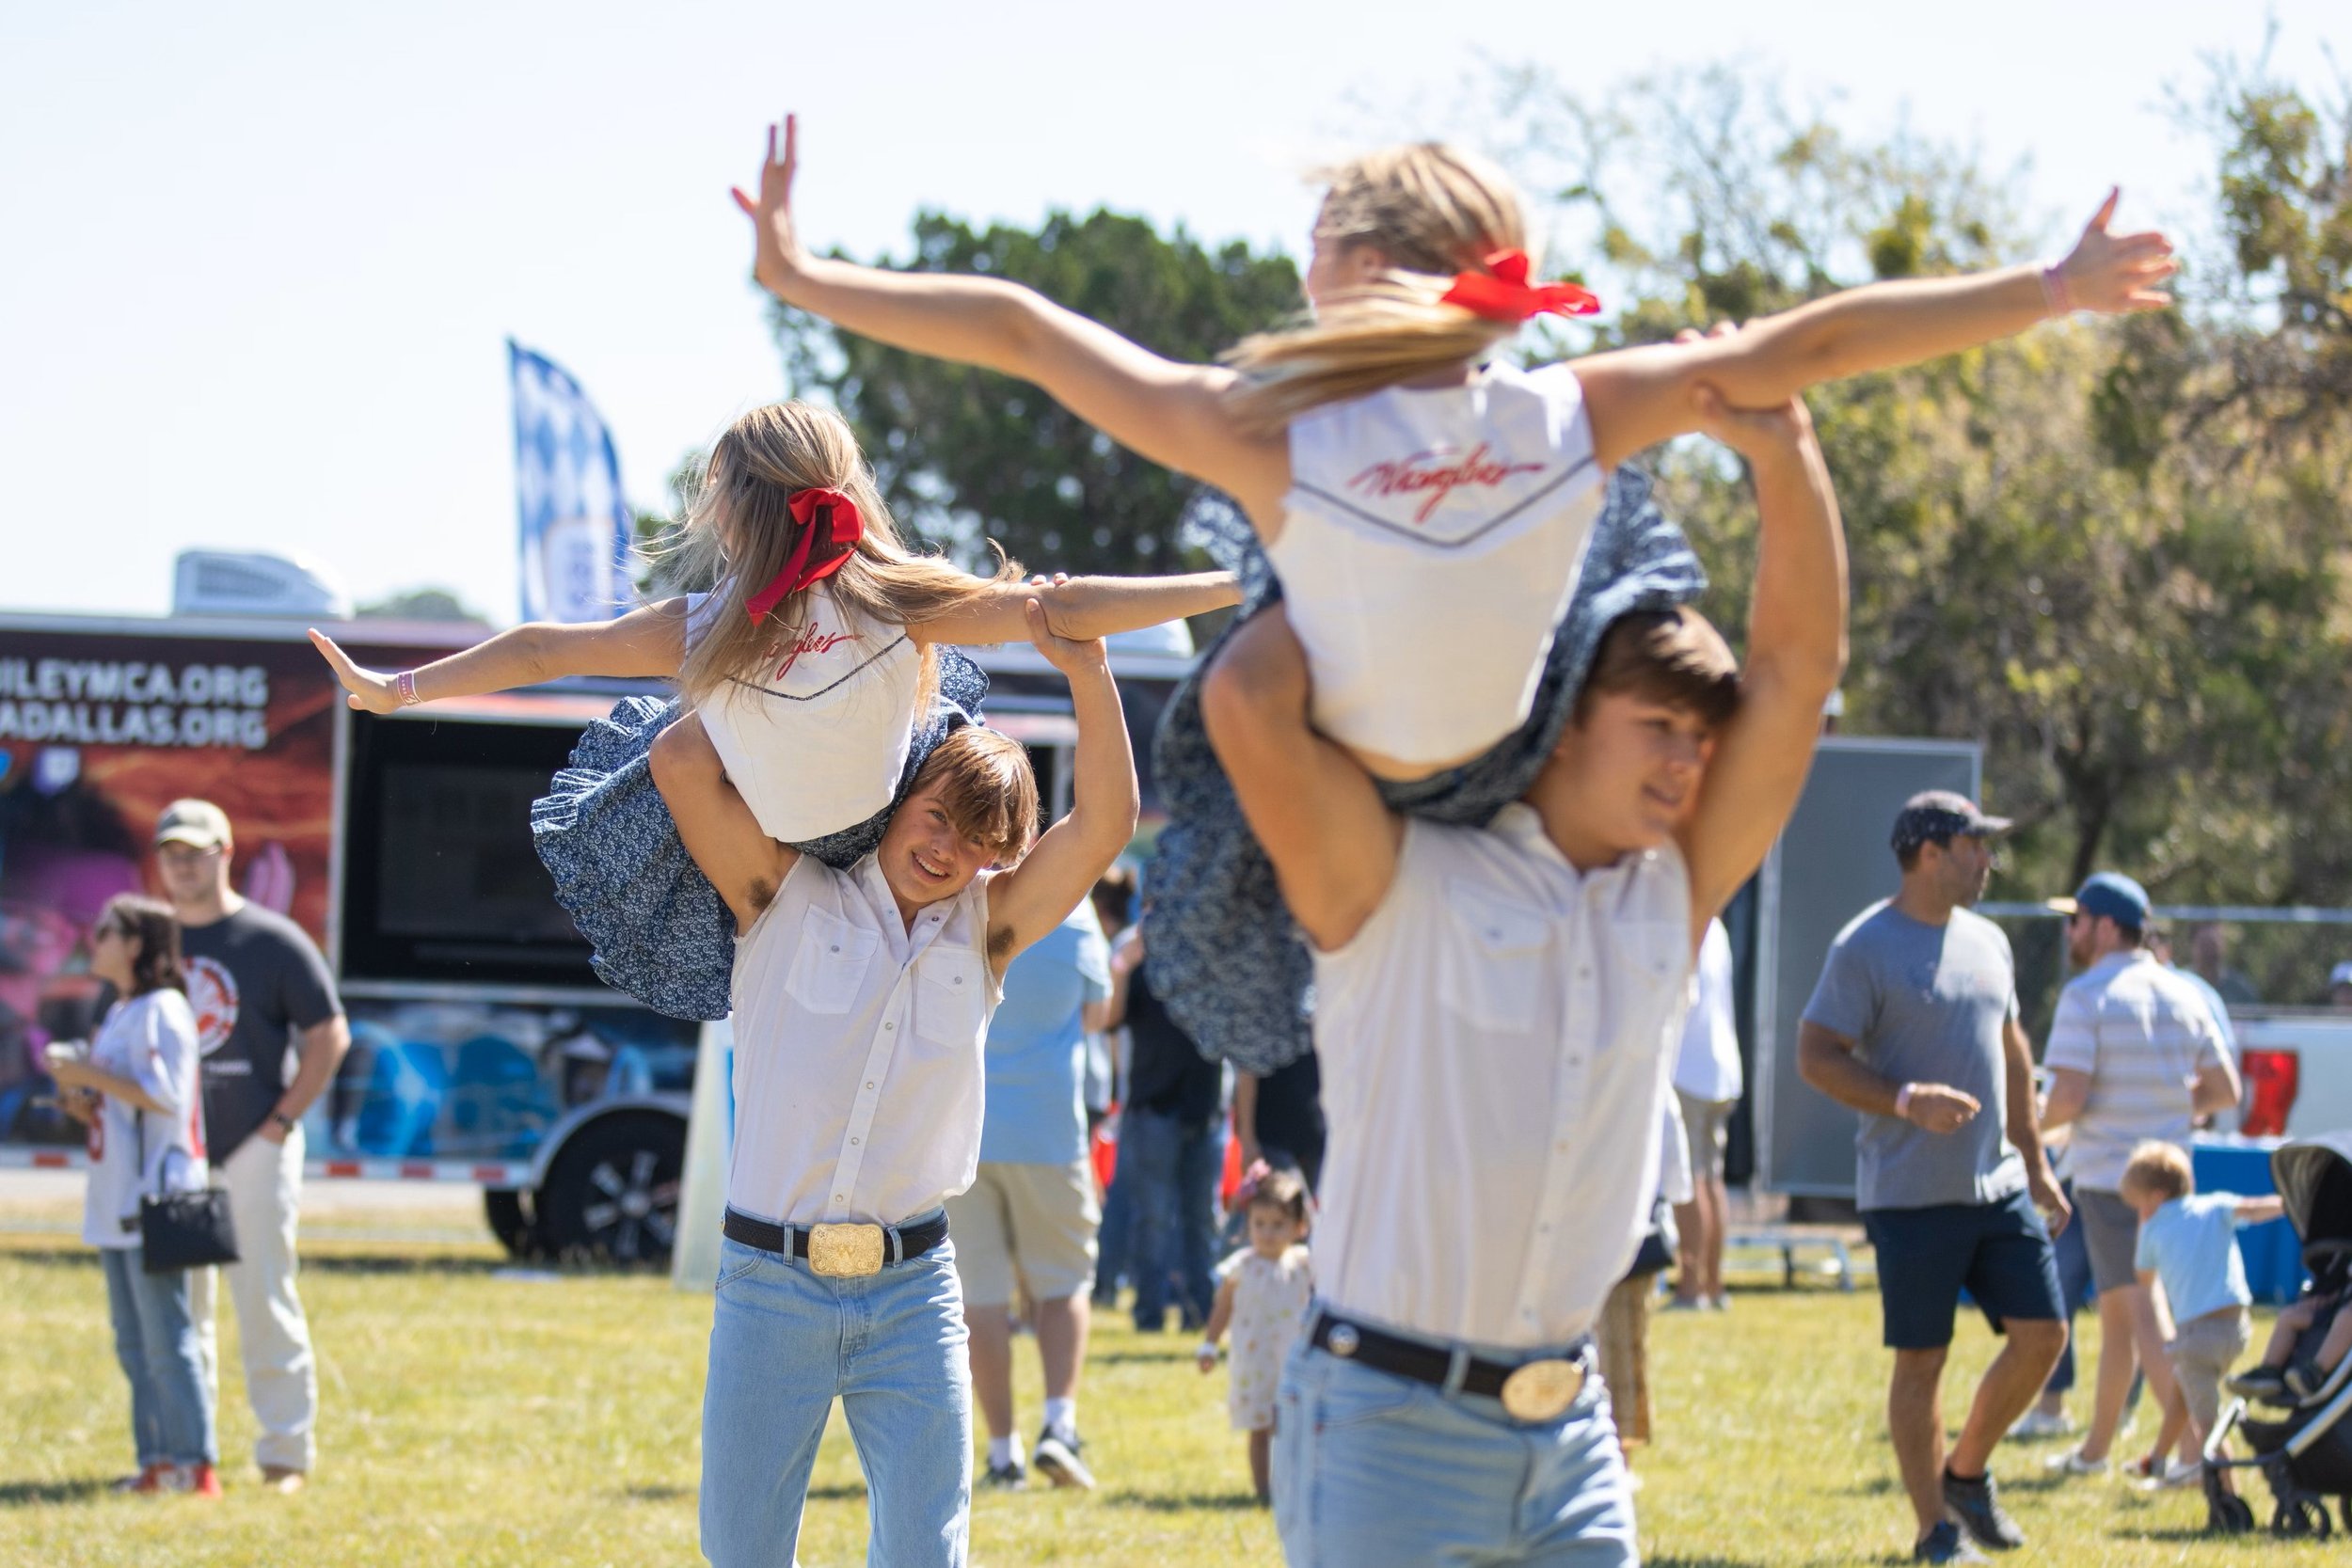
47, 784, 2341, 1567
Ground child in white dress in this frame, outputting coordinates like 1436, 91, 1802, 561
1198, 1167, 1314, 1501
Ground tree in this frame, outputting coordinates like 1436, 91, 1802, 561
356, 587, 490, 625
772, 209, 1300, 577
1478, 56, 2352, 927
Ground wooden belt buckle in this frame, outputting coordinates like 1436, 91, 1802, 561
807, 1223, 885, 1277
1499, 1357, 1585, 1422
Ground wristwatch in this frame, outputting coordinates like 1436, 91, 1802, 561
271, 1112, 298, 1134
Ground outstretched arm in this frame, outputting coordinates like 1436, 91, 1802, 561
1674, 388, 1847, 935
985, 603, 1140, 972
1576, 191, 2175, 467
1199, 606, 1403, 953
913, 571, 1242, 648
310, 600, 687, 714
736, 118, 1288, 515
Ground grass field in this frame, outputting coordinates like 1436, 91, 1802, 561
0, 1225, 2336, 1567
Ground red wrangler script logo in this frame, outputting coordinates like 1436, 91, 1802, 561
1348, 444, 1547, 524
772, 627, 859, 680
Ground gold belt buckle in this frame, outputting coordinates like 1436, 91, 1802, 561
1499, 1357, 1585, 1422
807, 1223, 885, 1277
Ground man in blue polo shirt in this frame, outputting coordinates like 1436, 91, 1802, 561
1799, 792, 2071, 1564
945, 898, 1113, 1494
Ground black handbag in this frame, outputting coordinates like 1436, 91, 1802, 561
1622, 1195, 1678, 1281
135, 1114, 239, 1275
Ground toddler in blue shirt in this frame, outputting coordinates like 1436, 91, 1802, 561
2122, 1139, 2283, 1488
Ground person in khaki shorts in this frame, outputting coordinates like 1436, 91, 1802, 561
946, 897, 1112, 1492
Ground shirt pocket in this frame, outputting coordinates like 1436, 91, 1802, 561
784, 907, 879, 1015
913, 946, 988, 1048
1438, 884, 1551, 1031
1618, 918, 1689, 998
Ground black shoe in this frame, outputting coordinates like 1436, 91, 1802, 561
978, 1459, 1027, 1492
2229, 1366, 2292, 1404
1942, 1468, 2024, 1552
1032, 1425, 1095, 1491
1915, 1520, 1990, 1564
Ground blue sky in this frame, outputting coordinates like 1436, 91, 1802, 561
2, 1, 2341, 622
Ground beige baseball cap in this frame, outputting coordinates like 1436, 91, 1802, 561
154, 799, 233, 849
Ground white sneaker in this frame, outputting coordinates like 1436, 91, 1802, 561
2044, 1446, 2108, 1477
2010, 1407, 2074, 1439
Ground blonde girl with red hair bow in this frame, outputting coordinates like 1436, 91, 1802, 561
737, 117, 2173, 784
309, 399, 1238, 1018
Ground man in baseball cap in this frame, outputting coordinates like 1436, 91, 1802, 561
151, 797, 347, 1492
1799, 788, 2062, 1559
154, 799, 233, 851
1889, 789, 2014, 860
2045, 871, 2151, 935
2039, 867, 2239, 1480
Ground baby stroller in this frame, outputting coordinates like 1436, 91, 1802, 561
2204, 1130, 2352, 1538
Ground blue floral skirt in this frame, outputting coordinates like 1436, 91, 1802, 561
1145, 468, 1707, 1072
530, 649, 989, 1021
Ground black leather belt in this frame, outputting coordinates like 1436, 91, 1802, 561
1309, 1310, 1596, 1421
723, 1207, 947, 1275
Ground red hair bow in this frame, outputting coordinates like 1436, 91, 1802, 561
744, 487, 865, 623
1440, 249, 1600, 324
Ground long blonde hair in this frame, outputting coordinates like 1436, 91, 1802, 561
1225, 142, 1536, 436
652, 403, 1020, 708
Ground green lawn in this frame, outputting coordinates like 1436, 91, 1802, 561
0, 1231, 2332, 1566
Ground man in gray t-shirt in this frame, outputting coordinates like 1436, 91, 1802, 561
1808, 899, 2026, 1212
1797, 792, 2069, 1563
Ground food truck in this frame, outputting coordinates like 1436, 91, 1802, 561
0, 556, 1194, 1264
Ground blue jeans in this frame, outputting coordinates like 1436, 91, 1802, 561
1092, 1158, 1133, 1305
101, 1246, 216, 1467
699, 1227, 971, 1568
1120, 1107, 1224, 1329
1273, 1338, 1635, 1567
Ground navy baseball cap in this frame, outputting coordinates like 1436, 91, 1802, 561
1890, 790, 2012, 857
2048, 871, 2152, 931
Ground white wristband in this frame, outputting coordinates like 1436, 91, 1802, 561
1197, 1341, 1220, 1361
1895, 1083, 1916, 1120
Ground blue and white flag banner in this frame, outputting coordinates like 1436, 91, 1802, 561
510, 341, 633, 624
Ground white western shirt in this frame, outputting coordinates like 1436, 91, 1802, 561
726, 851, 1001, 1227
1311, 805, 1693, 1349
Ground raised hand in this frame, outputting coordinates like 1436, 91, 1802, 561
730, 116, 808, 297
1688, 382, 1815, 464
307, 628, 403, 713
2055, 189, 2177, 314
1024, 596, 1110, 683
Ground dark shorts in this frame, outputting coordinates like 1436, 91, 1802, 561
1863, 1187, 2064, 1351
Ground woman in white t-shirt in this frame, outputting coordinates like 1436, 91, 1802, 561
46, 895, 218, 1498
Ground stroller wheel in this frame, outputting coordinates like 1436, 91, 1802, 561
2274, 1495, 2332, 1539
2208, 1490, 2256, 1534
